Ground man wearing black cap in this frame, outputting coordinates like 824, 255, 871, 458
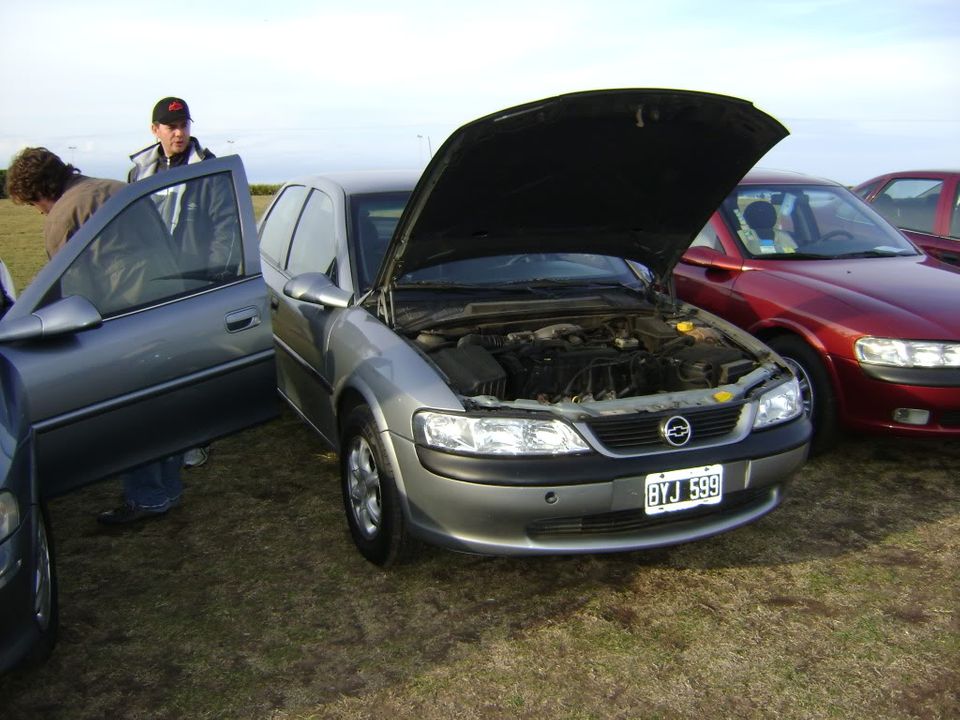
124, 97, 238, 478
129, 97, 214, 180
128, 96, 237, 281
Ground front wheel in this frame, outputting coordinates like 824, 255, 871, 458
767, 335, 838, 454
20, 503, 59, 669
339, 405, 414, 566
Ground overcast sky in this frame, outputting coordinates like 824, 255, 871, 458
1, 0, 957, 185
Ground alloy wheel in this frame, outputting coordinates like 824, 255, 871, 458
345, 436, 383, 539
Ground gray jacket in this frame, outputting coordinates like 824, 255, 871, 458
128, 137, 214, 182
127, 138, 239, 277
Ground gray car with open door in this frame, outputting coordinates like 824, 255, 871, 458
0, 155, 277, 673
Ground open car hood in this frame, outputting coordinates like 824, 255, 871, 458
377, 88, 787, 287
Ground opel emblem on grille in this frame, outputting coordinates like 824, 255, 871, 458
661, 416, 693, 447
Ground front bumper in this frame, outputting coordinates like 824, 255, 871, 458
833, 357, 960, 437
388, 416, 810, 555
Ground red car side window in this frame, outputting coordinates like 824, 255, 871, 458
951, 184, 960, 239
877, 178, 942, 234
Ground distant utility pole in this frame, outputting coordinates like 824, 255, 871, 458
417, 134, 433, 160
68, 145, 77, 164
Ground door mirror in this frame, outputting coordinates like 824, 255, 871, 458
0, 295, 103, 343
283, 273, 351, 308
680, 246, 742, 272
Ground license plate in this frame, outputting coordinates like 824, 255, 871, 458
644, 465, 723, 515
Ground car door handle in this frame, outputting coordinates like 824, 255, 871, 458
225, 306, 261, 333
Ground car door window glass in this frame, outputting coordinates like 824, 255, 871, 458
875, 178, 942, 234
950, 185, 960, 239
151, 173, 243, 279
53, 172, 243, 318
286, 189, 336, 278
259, 185, 309, 268
691, 223, 723, 253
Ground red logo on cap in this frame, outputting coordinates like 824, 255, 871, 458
168, 101, 184, 112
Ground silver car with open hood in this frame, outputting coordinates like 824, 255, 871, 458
261, 88, 811, 565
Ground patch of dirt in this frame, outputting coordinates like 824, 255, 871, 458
763, 596, 841, 617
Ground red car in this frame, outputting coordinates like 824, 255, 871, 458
674, 169, 960, 452
854, 170, 960, 265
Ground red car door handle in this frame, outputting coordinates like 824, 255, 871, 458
225, 306, 261, 333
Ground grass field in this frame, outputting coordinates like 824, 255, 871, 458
0, 197, 958, 719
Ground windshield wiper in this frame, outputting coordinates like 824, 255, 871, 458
500, 278, 644, 290
831, 248, 915, 259
752, 252, 832, 260
396, 281, 548, 293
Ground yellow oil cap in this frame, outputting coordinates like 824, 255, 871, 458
677, 321, 695, 333
713, 391, 734, 402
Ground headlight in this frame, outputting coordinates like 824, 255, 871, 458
414, 411, 591, 456
753, 378, 803, 429
0, 490, 20, 544
855, 337, 960, 368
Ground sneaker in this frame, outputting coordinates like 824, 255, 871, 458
183, 446, 210, 469
96, 501, 169, 526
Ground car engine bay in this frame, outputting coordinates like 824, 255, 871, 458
414, 312, 761, 405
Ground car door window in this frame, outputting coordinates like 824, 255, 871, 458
51, 172, 243, 318
286, 189, 336, 278
951, 184, 960, 239
691, 222, 723, 253
875, 178, 942, 234
259, 185, 309, 268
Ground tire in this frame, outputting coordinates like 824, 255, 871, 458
767, 335, 839, 454
339, 404, 414, 566
20, 503, 59, 668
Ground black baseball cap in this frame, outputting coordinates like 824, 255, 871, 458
152, 97, 192, 125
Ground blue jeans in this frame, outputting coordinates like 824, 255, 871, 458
122, 454, 183, 511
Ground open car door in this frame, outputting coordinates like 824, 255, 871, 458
0, 155, 278, 499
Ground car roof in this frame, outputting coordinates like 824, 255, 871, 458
281, 169, 420, 196
860, 169, 960, 180
739, 167, 843, 186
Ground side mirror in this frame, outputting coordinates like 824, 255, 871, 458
680, 246, 743, 273
283, 273, 352, 308
0, 295, 103, 343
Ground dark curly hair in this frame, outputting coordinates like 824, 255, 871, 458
5, 147, 80, 205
